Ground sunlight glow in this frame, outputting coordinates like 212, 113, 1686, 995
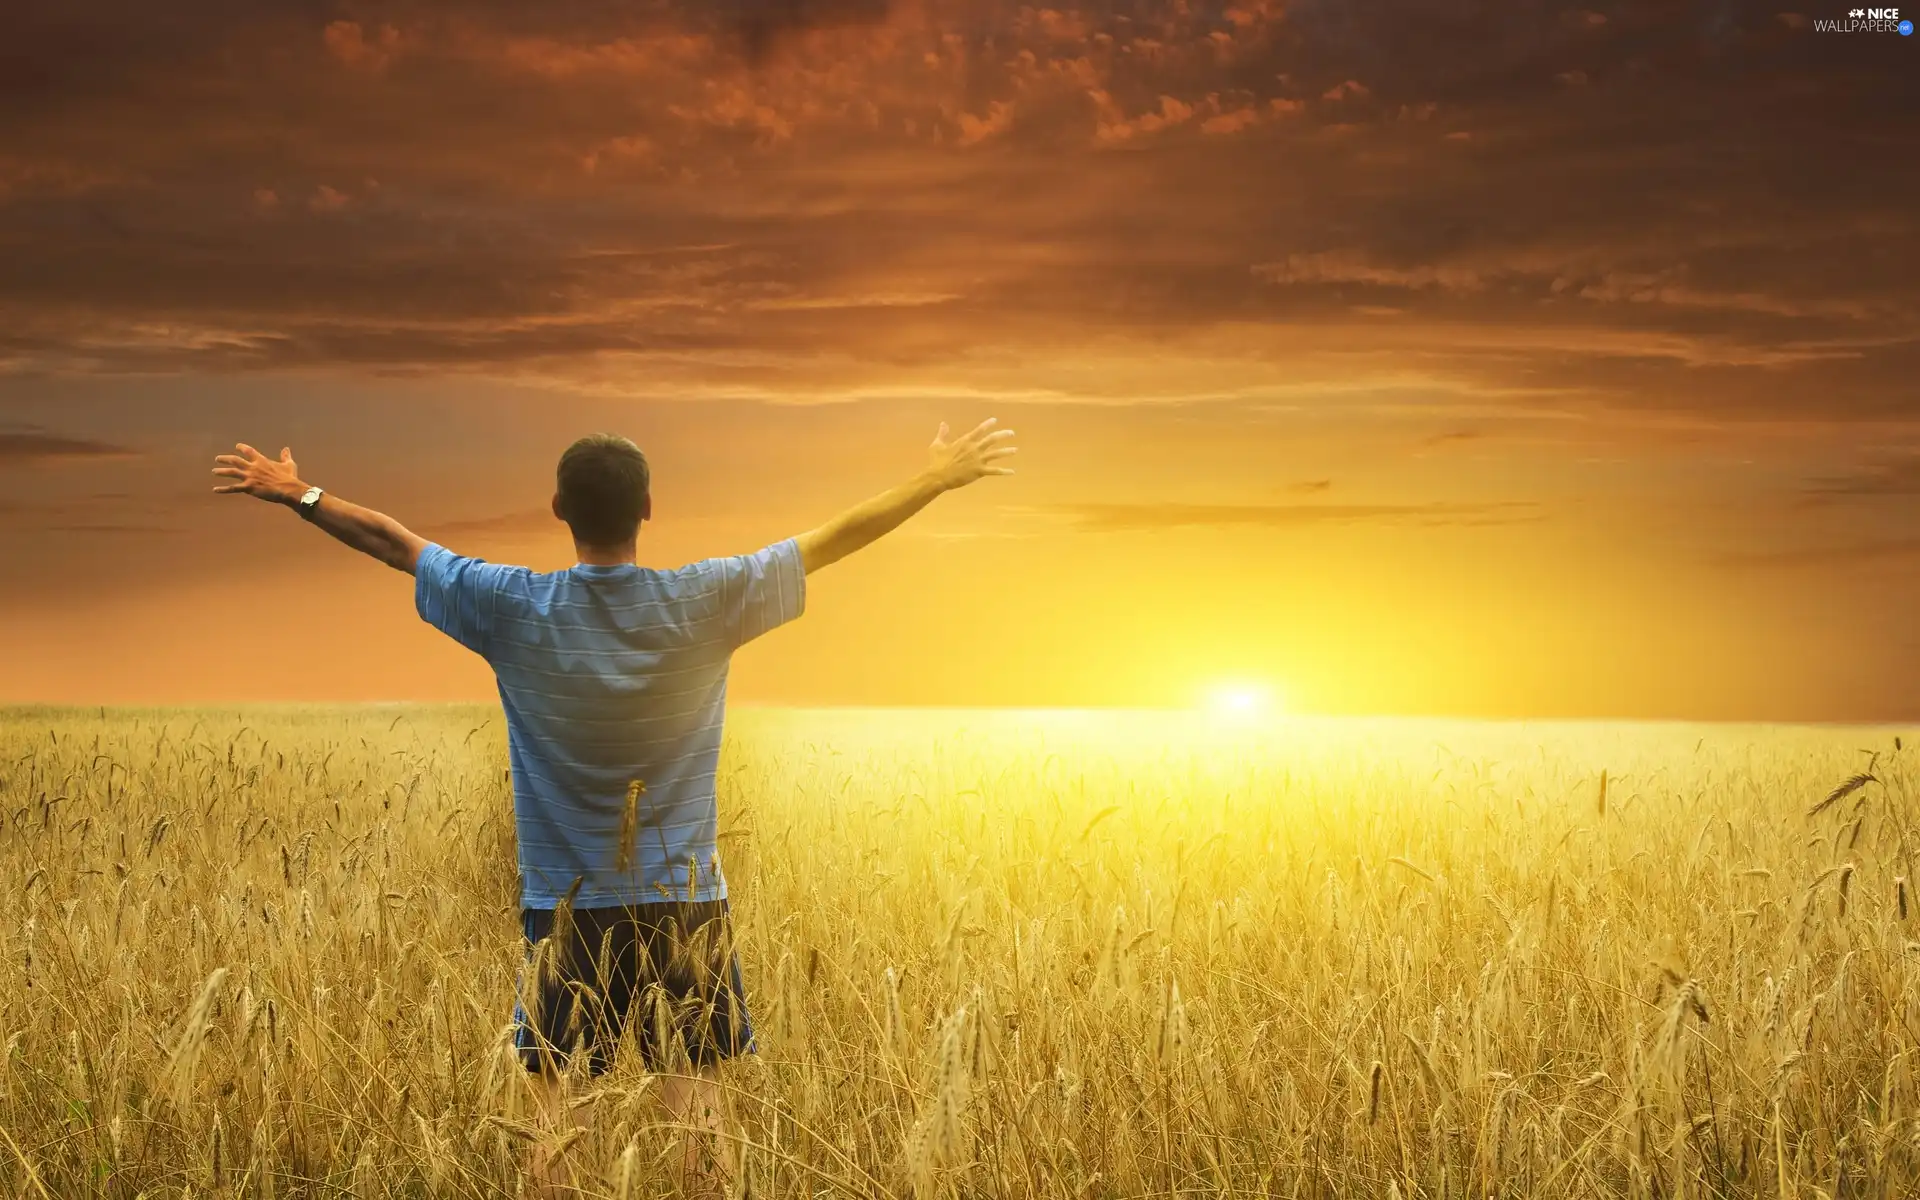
1203, 682, 1283, 721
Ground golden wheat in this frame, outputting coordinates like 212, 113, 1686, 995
0, 705, 1914, 1197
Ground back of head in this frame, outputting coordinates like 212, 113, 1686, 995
556, 434, 650, 546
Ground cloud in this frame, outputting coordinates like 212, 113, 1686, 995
1199, 106, 1264, 136
1251, 255, 1882, 323
1287, 479, 1334, 493
422, 509, 562, 538
721, 0, 894, 64
956, 100, 1017, 147
1720, 537, 1920, 571
0, 430, 140, 466
1040, 500, 1542, 533
1801, 454, 1920, 501
323, 21, 402, 73
307, 184, 352, 213
1253, 253, 1490, 292
1420, 429, 1484, 448
0, 0, 1910, 431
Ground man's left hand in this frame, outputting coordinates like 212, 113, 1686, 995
213, 444, 306, 505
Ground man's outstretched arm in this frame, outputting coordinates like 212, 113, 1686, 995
212, 443, 429, 574
793, 418, 1018, 575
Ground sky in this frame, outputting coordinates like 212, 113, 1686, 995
0, 0, 1915, 720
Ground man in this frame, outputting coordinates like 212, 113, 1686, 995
210, 418, 1017, 1197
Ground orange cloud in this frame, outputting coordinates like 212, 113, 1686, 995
1200, 106, 1263, 135
308, 185, 351, 213
1094, 94, 1197, 143
324, 21, 402, 72
957, 100, 1016, 146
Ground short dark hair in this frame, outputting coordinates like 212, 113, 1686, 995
556, 434, 650, 545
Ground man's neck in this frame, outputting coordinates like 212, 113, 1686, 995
574, 541, 638, 566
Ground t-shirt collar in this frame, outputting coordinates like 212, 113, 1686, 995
571, 561, 641, 578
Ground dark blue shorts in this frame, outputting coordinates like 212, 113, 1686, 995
512, 899, 755, 1077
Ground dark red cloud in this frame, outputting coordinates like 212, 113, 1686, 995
0, 1, 1911, 429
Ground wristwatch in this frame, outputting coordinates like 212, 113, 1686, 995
296, 485, 324, 521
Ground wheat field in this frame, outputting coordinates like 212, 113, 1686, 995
0, 705, 1913, 1198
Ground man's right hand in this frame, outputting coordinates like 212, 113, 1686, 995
794, 417, 1022, 574
925, 418, 1018, 492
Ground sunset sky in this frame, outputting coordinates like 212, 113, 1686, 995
0, 1, 1915, 719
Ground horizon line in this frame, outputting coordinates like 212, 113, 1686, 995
0, 700, 1913, 730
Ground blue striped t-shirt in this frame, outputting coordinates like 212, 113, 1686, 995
415, 538, 806, 908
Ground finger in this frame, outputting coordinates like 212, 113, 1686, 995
985, 467, 1015, 476
214, 454, 247, 467
212, 467, 245, 478
280, 447, 293, 462
964, 417, 999, 441
935, 421, 949, 443
212, 484, 243, 494
982, 428, 1017, 443
983, 446, 1018, 460
236, 442, 263, 461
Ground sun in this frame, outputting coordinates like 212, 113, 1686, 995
1202, 681, 1284, 721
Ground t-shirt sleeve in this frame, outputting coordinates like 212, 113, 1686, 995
710, 537, 807, 649
414, 543, 519, 657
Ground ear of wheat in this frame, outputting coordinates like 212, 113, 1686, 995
616, 778, 646, 873
165, 966, 230, 1110
1807, 772, 1875, 818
